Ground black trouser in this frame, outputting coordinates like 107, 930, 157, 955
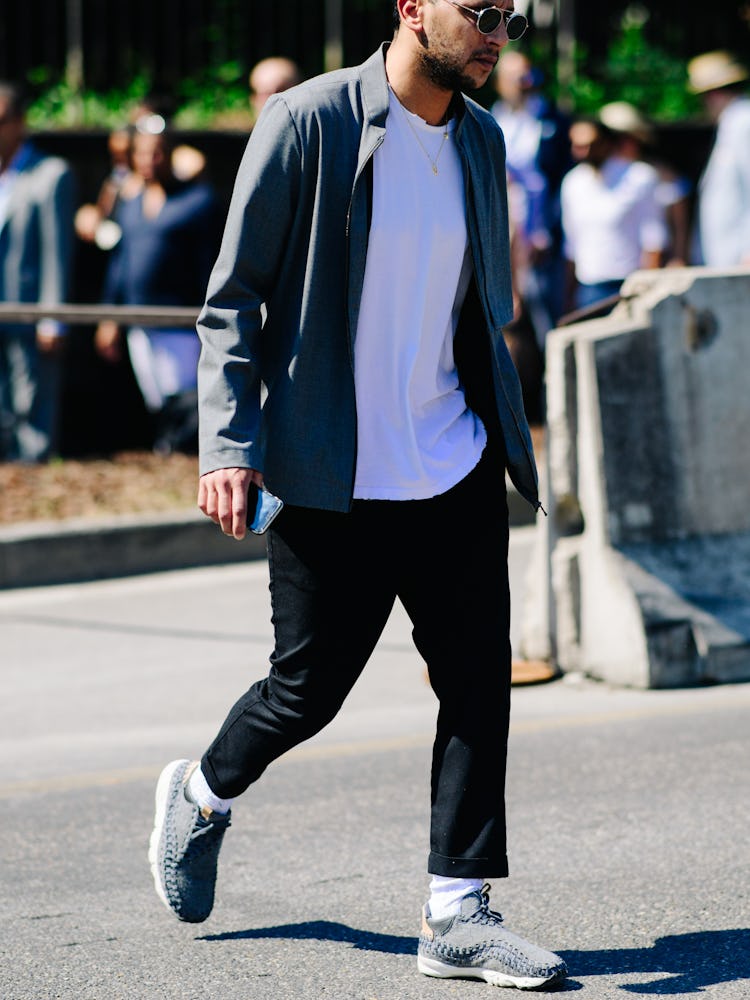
202, 449, 512, 878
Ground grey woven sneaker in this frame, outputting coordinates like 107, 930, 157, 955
148, 759, 231, 923
418, 884, 567, 990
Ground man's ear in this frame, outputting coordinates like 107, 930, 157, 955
396, 0, 427, 34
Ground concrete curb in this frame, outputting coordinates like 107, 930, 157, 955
0, 510, 267, 589
0, 481, 536, 590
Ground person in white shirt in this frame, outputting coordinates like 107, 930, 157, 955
560, 117, 667, 312
598, 101, 692, 268
687, 50, 750, 268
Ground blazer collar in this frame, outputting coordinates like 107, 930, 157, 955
359, 43, 391, 133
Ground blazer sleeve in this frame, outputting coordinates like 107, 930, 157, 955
196, 95, 302, 475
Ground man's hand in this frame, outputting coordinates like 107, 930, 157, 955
198, 467, 264, 540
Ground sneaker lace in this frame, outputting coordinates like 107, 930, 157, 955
188, 812, 231, 854
469, 882, 505, 926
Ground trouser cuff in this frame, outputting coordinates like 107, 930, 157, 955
428, 851, 509, 879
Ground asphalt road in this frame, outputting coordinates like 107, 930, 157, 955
2, 526, 749, 999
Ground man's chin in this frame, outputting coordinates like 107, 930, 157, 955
459, 68, 492, 92
419, 51, 487, 93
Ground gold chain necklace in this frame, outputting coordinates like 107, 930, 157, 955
395, 96, 450, 176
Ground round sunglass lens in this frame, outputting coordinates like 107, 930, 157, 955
477, 8, 503, 33
505, 12, 528, 39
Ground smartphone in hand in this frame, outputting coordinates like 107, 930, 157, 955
249, 486, 284, 534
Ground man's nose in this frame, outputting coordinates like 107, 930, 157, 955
485, 18, 508, 47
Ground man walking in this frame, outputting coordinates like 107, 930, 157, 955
150, 1, 566, 989
0, 83, 75, 461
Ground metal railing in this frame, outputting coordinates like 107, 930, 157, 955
3, 298, 630, 332
0, 303, 200, 327
557, 294, 622, 328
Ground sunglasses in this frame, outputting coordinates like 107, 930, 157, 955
442, 1, 528, 40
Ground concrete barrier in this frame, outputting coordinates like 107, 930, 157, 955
521, 267, 750, 687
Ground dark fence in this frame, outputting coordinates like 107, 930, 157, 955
1, 1, 748, 100
0, 0, 394, 95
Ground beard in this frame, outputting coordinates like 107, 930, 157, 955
418, 46, 484, 93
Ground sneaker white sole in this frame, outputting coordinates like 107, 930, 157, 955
148, 758, 190, 914
418, 954, 559, 990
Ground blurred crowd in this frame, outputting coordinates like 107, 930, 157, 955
0, 58, 301, 463
494, 48, 750, 420
1, 48, 749, 462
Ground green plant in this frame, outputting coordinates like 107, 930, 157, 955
173, 62, 251, 129
569, 7, 702, 120
24, 62, 254, 131
26, 67, 154, 129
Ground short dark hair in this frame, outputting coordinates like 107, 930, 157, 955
0, 82, 27, 119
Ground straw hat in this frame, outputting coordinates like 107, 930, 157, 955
687, 51, 748, 94
598, 102, 654, 143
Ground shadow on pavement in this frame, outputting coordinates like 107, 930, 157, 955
199, 925, 750, 993
199, 920, 417, 955
561, 929, 750, 994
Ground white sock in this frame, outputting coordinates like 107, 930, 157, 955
187, 765, 234, 815
427, 875, 484, 921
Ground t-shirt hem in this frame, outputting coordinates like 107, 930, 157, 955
352, 444, 485, 502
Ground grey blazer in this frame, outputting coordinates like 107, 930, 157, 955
0, 143, 75, 323
197, 45, 539, 513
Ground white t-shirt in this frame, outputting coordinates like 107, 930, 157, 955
352, 89, 486, 501
561, 156, 667, 284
